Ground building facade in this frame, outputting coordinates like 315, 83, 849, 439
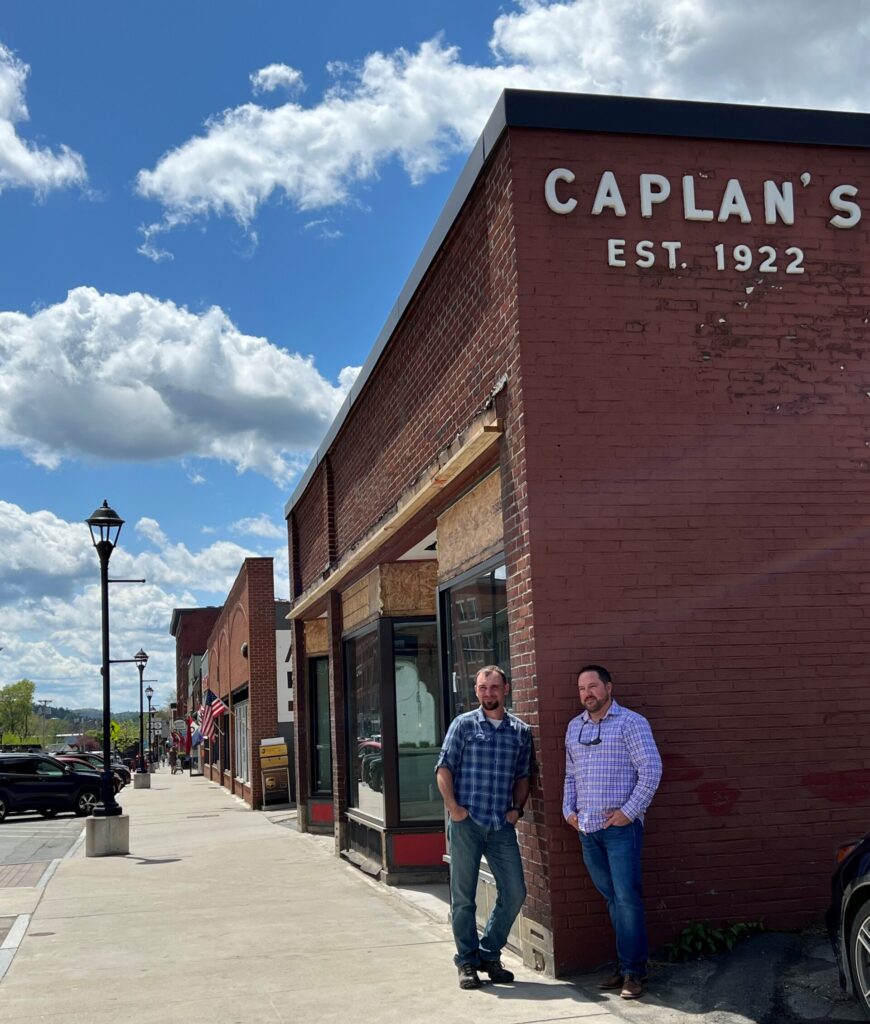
169, 606, 222, 716
285, 90, 870, 975
200, 558, 285, 808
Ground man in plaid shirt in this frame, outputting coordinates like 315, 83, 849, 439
436, 665, 531, 990
563, 664, 662, 1001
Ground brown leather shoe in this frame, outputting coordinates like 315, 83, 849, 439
598, 972, 624, 990
620, 975, 643, 999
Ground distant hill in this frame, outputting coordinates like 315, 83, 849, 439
71, 708, 141, 721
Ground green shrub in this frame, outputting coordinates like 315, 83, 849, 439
661, 919, 765, 961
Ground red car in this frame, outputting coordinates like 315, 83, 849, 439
55, 755, 123, 793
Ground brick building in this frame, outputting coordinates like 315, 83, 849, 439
284, 90, 870, 975
199, 558, 288, 808
169, 606, 222, 716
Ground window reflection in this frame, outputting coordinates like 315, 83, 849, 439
310, 657, 333, 795
444, 564, 510, 718
345, 629, 383, 821
394, 622, 441, 822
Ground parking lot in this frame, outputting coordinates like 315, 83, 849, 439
0, 813, 84, 870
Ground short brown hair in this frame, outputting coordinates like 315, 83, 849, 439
577, 664, 611, 684
476, 665, 508, 685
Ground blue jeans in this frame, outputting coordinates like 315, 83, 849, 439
447, 815, 526, 966
579, 820, 648, 976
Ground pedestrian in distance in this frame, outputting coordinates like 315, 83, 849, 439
563, 664, 662, 1001
435, 665, 532, 990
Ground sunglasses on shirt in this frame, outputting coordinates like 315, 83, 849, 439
578, 720, 602, 746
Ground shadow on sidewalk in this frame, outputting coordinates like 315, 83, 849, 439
124, 856, 181, 866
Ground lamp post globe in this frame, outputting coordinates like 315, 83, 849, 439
85, 500, 124, 817
134, 648, 149, 772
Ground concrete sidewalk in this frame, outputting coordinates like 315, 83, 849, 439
0, 770, 612, 1024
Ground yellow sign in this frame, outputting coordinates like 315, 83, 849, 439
261, 754, 289, 769
260, 743, 287, 758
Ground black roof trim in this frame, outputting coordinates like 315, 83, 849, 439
285, 89, 870, 517
500, 89, 870, 148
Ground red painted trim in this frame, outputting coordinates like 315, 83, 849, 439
390, 831, 446, 867
309, 800, 334, 824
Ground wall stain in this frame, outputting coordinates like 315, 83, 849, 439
802, 769, 870, 806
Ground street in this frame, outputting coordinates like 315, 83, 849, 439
0, 813, 83, 873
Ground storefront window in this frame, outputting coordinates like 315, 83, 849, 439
220, 714, 230, 773
443, 563, 510, 719
393, 622, 441, 822
310, 657, 332, 795
345, 628, 383, 821
234, 700, 249, 783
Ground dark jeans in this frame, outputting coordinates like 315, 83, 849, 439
447, 815, 527, 967
579, 820, 648, 976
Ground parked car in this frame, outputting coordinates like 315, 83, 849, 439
63, 751, 131, 786
55, 755, 123, 793
827, 831, 870, 1018
0, 753, 101, 821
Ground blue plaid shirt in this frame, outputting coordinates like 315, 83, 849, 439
563, 699, 662, 833
436, 707, 532, 830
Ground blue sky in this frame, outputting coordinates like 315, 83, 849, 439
1, 0, 868, 711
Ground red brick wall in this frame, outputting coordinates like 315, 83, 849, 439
318, 139, 522, 562
294, 465, 328, 594
171, 607, 221, 712
204, 558, 279, 809
510, 126, 870, 970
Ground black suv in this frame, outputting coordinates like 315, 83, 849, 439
0, 753, 101, 821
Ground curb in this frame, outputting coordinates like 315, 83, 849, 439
0, 914, 30, 982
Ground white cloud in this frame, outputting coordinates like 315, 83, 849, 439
250, 64, 305, 96
0, 500, 93, 603
0, 286, 357, 485
134, 0, 870, 237
304, 217, 343, 241
230, 514, 284, 539
0, 502, 269, 710
0, 43, 87, 195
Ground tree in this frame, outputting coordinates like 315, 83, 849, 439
0, 679, 35, 740
110, 719, 140, 757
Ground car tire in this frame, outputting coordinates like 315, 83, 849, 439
848, 900, 870, 1020
39, 808, 59, 819
0, 794, 7, 823
75, 790, 99, 816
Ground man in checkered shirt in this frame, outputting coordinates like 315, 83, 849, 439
563, 664, 662, 1001
436, 665, 531, 990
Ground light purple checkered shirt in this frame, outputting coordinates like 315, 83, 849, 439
563, 699, 662, 833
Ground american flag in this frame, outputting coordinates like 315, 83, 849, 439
199, 688, 228, 742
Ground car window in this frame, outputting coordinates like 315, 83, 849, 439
34, 760, 64, 776
0, 760, 28, 774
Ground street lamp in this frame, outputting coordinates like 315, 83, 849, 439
145, 686, 154, 767
86, 499, 124, 817
134, 648, 148, 772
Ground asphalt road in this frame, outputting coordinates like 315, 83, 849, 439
0, 813, 84, 867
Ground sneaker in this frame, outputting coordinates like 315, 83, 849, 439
479, 958, 514, 983
620, 975, 643, 999
457, 963, 482, 990
598, 972, 624, 990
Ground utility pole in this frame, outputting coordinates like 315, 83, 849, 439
38, 698, 53, 749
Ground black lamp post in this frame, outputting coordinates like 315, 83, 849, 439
145, 686, 154, 766
134, 649, 148, 771
86, 499, 124, 817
